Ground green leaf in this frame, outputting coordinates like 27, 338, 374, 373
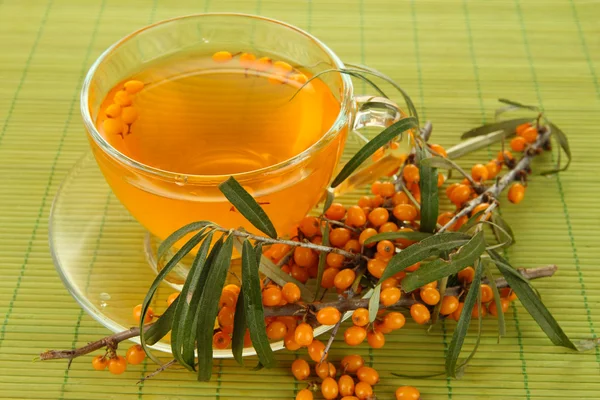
417, 146, 439, 233
541, 123, 571, 176
157, 222, 213, 261
458, 210, 486, 233
219, 177, 277, 238
322, 189, 335, 216
331, 117, 419, 188
484, 265, 506, 342
460, 118, 532, 139
145, 297, 178, 345
140, 230, 209, 366
241, 240, 276, 368
498, 98, 540, 112
363, 230, 432, 245
446, 130, 512, 159
314, 222, 330, 301
378, 232, 472, 283
401, 231, 487, 292
455, 288, 484, 378
446, 261, 482, 377
490, 211, 515, 248
196, 235, 234, 381
488, 250, 579, 350
232, 288, 247, 366
368, 285, 382, 323
419, 157, 458, 170
430, 277, 448, 325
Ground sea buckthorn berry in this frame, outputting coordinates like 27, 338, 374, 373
244, 330, 252, 347
480, 284, 494, 303
358, 196, 372, 208
212, 331, 231, 349
379, 221, 398, 233
421, 281, 438, 290
380, 287, 401, 306
449, 184, 471, 205
291, 264, 309, 283
379, 181, 396, 197
352, 308, 370, 327
278, 316, 297, 333
497, 150, 514, 162
367, 330, 385, 348
344, 239, 361, 253
420, 287, 441, 305
124, 79, 144, 94
454, 215, 469, 231
285, 333, 302, 351
516, 122, 532, 135
220, 324, 234, 335
255, 56, 272, 71
440, 295, 459, 315
103, 118, 124, 136
403, 164, 420, 184
133, 304, 154, 324
355, 382, 374, 400
489, 298, 510, 317
405, 261, 421, 272
472, 203, 491, 220
299, 216, 320, 238
381, 277, 399, 290
108, 356, 127, 375
219, 289, 237, 308
521, 126, 538, 143
356, 366, 379, 385
383, 311, 406, 330
322, 376, 339, 399
330, 227, 352, 247
377, 240, 395, 258
393, 204, 417, 221
92, 355, 108, 371
341, 354, 364, 373
266, 320, 288, 340
370, 194, 384, 207
510, 136, 527, 152
367, 258, 387, 279
167, 292, 179, 306
452, 302, 465, 321
282, 282, 301, 303
445, 183, 460, 199
471, 163, 489, 182
113, 90, 133, 106
472, 303, 487, 318
289, 73, 308, 85
346, 205, 367, 227
121, 106, 138, 124
396, 385, 420, 400
368, 207, 389, 226
359, 228, 378, 247
317, 307, 342, 325
294, 247, 317, 268
105, 103, 121, 118
326, 252, 345, 269
325, 203, 346, 220
212, 51, 233, 62
321, 268, 338, 288
273, 60, 293, 73
438, 173, 445, 187
315, 361, 336, 379
508, 183, 526, 204
334, 269, 356, 291
371, 181, 382, 195
308, 339, 326, 362
239, 52, 256, 67
458, 266, 475, 283
429, 143, 448, 157
218, 306, 235, 327
410, 303, 431, 324
344, 326, 367, 346
291, 359, 310, 380
294, 323, 314, 346
437, 211, 454, 227
395, 227, 416, 249
296, 389, 313, 400
392, 191, 409, 205
262, 286, 282, 307
338, 374, 355, 397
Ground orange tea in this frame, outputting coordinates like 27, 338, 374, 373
91, 52, 345, 240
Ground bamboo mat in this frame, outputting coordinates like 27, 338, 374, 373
1, 0, 600, 399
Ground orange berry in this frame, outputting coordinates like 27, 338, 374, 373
344, 239, 361, 253
508, 183, 526, 204
370, 194, 384, 207
383, 311, 406, 330
437, 172, 445, 187
321, 376, 339, 399
376, 240, 395, 258
392, 204, 417, 221
403, 164, 420, 184
381, 277, 399, 290
291, 264, 310, 283
440, 295, 459, 315
497, 150, 514, 163
282, 282, 301, 303
471, 163, 489, 182
344, 326, 367, 346
266, 320, 288, 340
218, 306, 235, 327
422, 281, 438, 290
270, 243, 291, 261
367, 329, 385, 348
212, 50, 233, 62
452, 302, 465, 321
220, 324, 234, 335
299, 216, 320, 238
380, 287, 401, 306
379, 181, 396, 197
395, 227, 416, 249
294, 247, 317, 268
368, 207, 389, 226
346, 205, 367, 227
325, 202, 346, 220
285, 333, 302, 351
330, 227, 352, 247
445, 182, 460, 199
489, 298, 510, 317
124, 79, 144, 94
108, 356, 127, 375
167, 292, 179, 306
356, 366, 379, 385
219, 289, 237, 308
510, 136, 527, 152
521, 126, 538, 143
223, 284, 240, 296
429, 143, 448, 157
486, 160, 501, 179
321, 268, 338, 288
472, 203, 491, 220
358, 228, 378, 247
392, 191, 409, 206
338, 374, 356, 397
410, 303, 431, 324
308, 339, 326, 362
262, 286, 283, 307
113, 90, 132, 106
102, 117, 124, 136
448, 184, 471, 205
239, 52, 256, 68
420, 287, 441, 305
244, 329, 252, 347
458, 266, 475, 283
121, 106, 138, 124
341, 354, 364, 373
105, 103, 122, 118
405, 261, 421, 272
296, 389, 313, 400
294, 323, 314, 346
334, 269, 356, 290
326, 252, 345, 269
315, 361, 336, 379
437, 211, 454, 227
472, 303, 487, 318
358, 196, 372, 208
91, 355, 108, 371
480, 284, 494, 303
352, 308, 370, 327
133, 304, 154, 324
317, 307, 342, 325
371, 180, 382, 195
291, 358, 311, 380
212, 331, 231, 349
379, 221, 398, 233
516, 122, 532, 135
396, 385, 420, 400
355, 382, 373, 400
367, 258, 387, 279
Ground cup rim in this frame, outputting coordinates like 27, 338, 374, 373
81, 12, 353, 183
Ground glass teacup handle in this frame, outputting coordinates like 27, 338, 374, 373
332, 95, 409, 196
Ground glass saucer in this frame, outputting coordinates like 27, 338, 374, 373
49, 152, 339, 357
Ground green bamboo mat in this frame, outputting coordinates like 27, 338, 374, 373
1, 0, 600, 398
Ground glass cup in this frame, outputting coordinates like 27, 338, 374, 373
81, 14, 409, 265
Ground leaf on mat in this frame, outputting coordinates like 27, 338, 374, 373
490, 211, 515, 247
417, 146, 439, 233
484, 264, 506, 341
145, 297, 178, 346
541, 123, 572, 176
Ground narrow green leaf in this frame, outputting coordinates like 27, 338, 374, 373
196, 235, 234, 381
446, 130, 510, 159
446, 261, 482, 377
402, 231, 487, 292
232, 288, 247, 366
322, 189, 335, 215
145, 297, 178, 345
489, 250, 578, 350
431, 277, 448, 325
314, 223, 330, 301
219, 177, 277, 238
417, 146, 439, 233
490, 212, 515, 248
242, 240, 276, 368
419, 157, 457, 170
541, 123, 571, 175
378, 232, 472, 283
455, 289, 484, 378
331, 117, 419, 188
363, 230, 432, 245
460, 118, 531, 139
290, 69, 388, 101
484, 265, 506, 341
157, 222, 213, 261
458, 210, 486, 233
498, 98, 539, 112
368, 285, 382, 323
